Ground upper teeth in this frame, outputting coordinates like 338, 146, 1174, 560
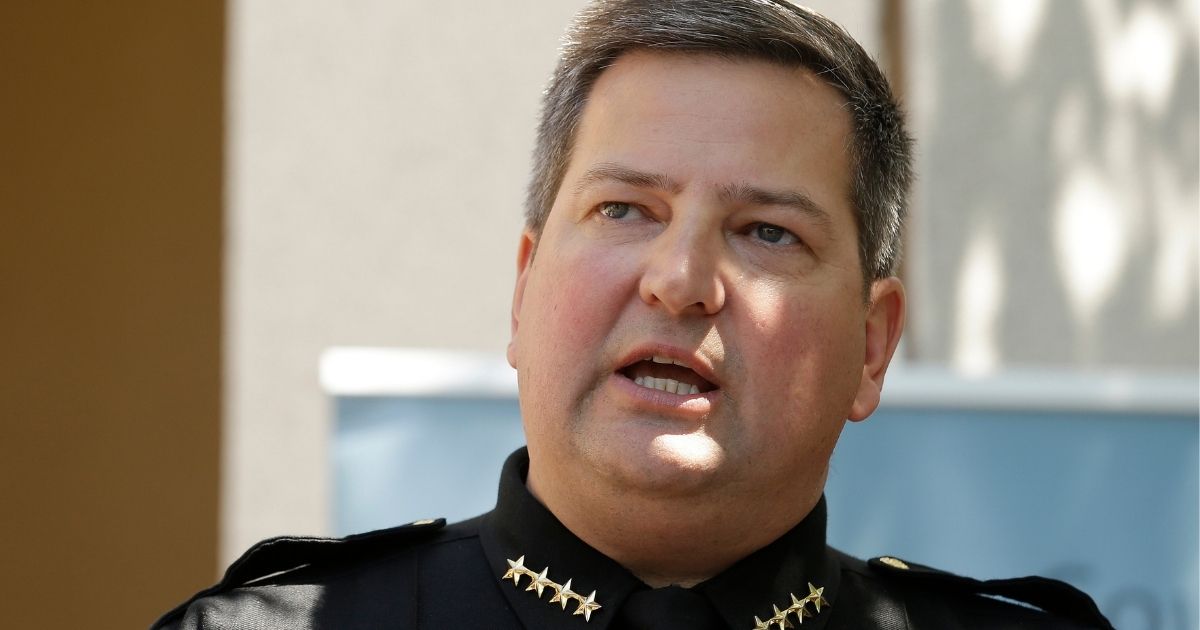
650, 355, 690, 367
634, 375, 701, 395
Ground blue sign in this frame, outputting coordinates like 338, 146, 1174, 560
333, 384, 1197, 629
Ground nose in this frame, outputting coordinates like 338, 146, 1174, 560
638, 222, 726, 316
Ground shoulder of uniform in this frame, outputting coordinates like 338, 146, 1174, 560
863, 555, 1114, 630
150, 518, 448, 629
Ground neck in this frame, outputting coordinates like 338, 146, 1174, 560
527, 466, 823, 588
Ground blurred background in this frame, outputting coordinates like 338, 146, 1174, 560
2, 1, 1196, 629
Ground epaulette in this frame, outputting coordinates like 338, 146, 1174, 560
867, 556, 1114, 630
150, 518, 446, 629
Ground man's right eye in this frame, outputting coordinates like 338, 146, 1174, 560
599, 202, 638, 219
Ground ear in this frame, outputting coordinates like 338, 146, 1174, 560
848, 277, 906, 421
506, 229, 538, 369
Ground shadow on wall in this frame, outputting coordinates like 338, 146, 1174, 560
913, 0, 1199, 370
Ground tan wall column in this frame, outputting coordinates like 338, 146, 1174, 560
1, 3, 224, 628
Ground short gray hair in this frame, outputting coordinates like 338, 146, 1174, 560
526, 0, 914, 286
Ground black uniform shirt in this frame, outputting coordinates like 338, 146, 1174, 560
154, 448, 1113, 629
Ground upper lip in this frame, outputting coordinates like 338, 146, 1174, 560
616, 343, 721, 389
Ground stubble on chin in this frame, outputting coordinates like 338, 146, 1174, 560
572, 406, 734, 500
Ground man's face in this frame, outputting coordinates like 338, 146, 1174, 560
509, 51, 902, 510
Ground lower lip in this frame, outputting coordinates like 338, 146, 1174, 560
608, 372, 718, 418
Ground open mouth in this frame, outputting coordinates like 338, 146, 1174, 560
618, 355, 717, 395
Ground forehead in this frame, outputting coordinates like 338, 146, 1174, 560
564, 50, 854, 217
589, 49, 849, 115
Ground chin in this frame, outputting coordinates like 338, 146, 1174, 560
582, 429, 729, 497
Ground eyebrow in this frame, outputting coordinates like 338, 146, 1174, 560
720, 180, 835, 237
718, 181, 835, 236
574, 162, 683, 195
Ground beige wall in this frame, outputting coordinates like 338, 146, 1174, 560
904, 0, 1199, 371
1, 3, 223, 628
224, 0, 586, 561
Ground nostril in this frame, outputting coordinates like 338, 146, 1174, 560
639, 272, 724, 316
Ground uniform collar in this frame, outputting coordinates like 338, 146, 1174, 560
479, 448, 840, 630
693, 495, 840, 629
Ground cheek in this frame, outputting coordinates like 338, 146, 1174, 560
523, 240, 634, 360
738, 280, 864, 404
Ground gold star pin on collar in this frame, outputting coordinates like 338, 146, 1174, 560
806, 582, 829, 613
525, 568, 551, 597
751, 582, 830, 629
502, 556, 603, 622
574, 590, 601, 620
503, 555, 528, 585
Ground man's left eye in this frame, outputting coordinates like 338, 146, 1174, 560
599, 202, 639, 219
751, 223, 799, 245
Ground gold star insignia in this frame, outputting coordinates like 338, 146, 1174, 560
773, 604, 796, 628
574, 590, 601, 622
551, 578, 575, 609
786, 594, 807, 625
807, 583, 828, 612
525, 568, 552, 597
503, 556, 526, 586
500, 556, 603, 622
750, 584, 828, 630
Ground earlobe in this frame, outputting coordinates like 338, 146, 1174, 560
848, 277, 906, 421
507, 230, 537, 369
